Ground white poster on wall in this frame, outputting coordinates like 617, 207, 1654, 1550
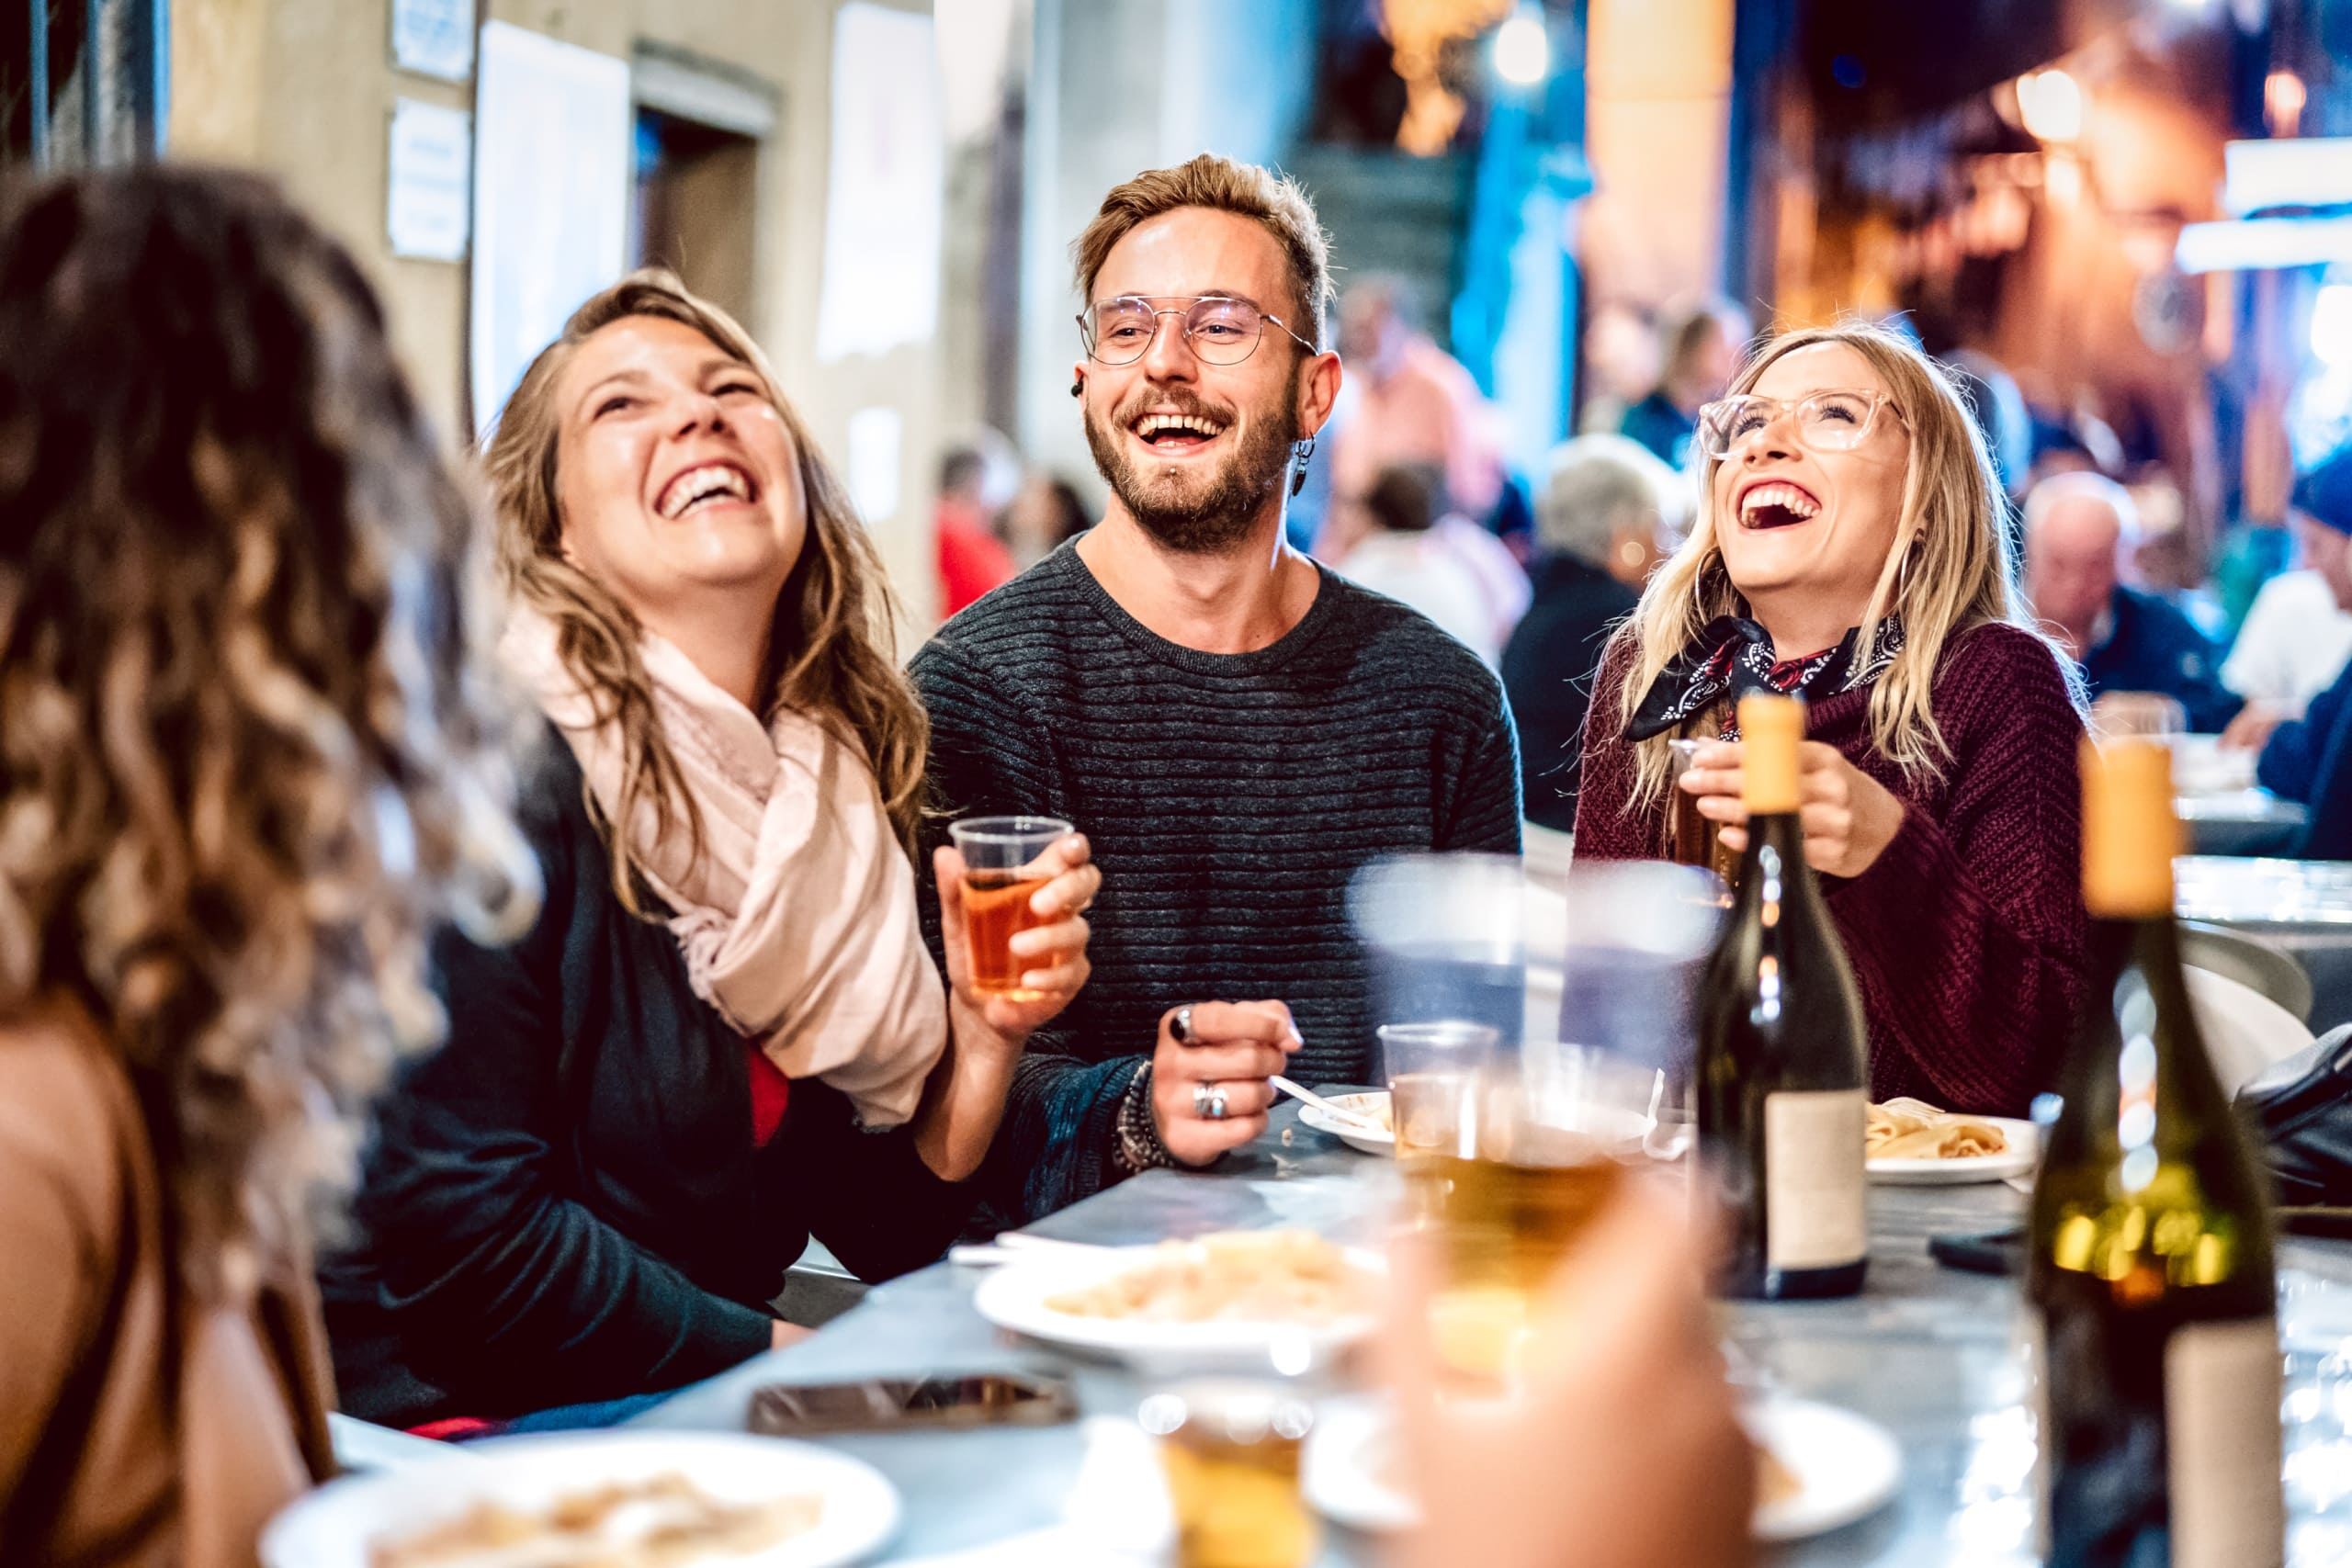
814, 4, 944, 364
387, 99, 472, 262
392, 0, 475, 82
469, 21, 631, 436
845, 406, 903, 525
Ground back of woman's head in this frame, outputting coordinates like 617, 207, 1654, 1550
481, 270, 928, 902
0, 167, 536, 1292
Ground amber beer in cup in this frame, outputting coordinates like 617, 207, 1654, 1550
1140, 1382, 1318, 1568
1418, 1052, 1655, 1382
1668, 738, 1742, 893
947, 816, 1072, 1000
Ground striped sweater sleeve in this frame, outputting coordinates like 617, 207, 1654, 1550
909, 635, 1139, 1224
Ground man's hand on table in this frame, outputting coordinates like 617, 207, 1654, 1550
1149, 1000, 1303, 1167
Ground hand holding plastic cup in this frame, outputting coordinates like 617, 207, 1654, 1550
948, 815, 1076, 1001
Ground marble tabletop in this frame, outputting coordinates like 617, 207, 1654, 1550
634, 1106, 2352, 1565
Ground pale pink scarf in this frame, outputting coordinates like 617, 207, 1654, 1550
501, 605, 946, 1127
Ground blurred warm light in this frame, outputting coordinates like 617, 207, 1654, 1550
2267, 71, 2307, 138
2314, 284, 2352, 369
2017, 69, 2083, 143
1385, 0, 1516, 154
1493, 6, 1550, 87
2046, 154, 2084, 206
1990, 78, 2023, 130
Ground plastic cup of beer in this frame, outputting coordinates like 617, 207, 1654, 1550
946, 815, 1072, 1001
1139, 1382, 1318, 1568
1378, 1021, 1499, 1167
1421, 1053, 1659, 1385
1668, 738, 1741, 895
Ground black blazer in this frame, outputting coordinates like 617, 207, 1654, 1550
1501, 555, 1640, 832
322, 734, 971, 1426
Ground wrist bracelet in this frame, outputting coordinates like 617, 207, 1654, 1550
1115, 1060, 1180, 1174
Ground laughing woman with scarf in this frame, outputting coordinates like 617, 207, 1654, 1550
1573, 323, 2087, 1116
324, 274, 1098, 1427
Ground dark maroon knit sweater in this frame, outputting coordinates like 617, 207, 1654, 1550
1573, 620, 2089, 1116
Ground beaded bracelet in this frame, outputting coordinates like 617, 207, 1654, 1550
1114, 1060, 1181, 1174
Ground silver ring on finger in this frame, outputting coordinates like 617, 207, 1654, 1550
1193, 1079, 1228, 1121
1171, 1005, 1194, 1044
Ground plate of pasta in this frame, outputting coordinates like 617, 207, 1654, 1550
1865, 1098, 2038, 1185
972, 1228, 1383, 1365
1299, 1393, 1900, 1542
262, 1432, 899, 1568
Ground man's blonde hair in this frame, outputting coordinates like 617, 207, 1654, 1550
1073, 153, 1334, 349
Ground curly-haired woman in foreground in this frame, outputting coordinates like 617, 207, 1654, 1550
0, 169, 537, 1567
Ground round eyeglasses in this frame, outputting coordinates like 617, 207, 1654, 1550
1078, 295, 1317, 367
1694, 389, 1907, 460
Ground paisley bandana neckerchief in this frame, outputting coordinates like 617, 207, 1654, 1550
1623, 615, 1905, 741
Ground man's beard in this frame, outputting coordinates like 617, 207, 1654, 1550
1083, 393, 1298, 556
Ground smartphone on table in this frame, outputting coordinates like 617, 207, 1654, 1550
747, 1371, 1079, 1438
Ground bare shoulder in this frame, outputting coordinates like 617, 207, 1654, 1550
0, 1010, 138, 1225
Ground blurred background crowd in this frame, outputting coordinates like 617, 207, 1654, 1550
14, 0, 2352, 829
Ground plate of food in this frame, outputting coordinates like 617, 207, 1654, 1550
971, 1228, 1382, 1364
1866, 1098, 2038, 1185
261, 1431, 899, 1568
1295, 1090, 1395, 1155
1744, 1394, 1905, 1540
1301, 1393, 1899, 1544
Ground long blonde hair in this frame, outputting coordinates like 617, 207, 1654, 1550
1611, 321, 2059, 810
482, 271, 929, 914
0, 169, 539, 1296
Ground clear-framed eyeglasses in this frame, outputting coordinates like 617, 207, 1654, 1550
1694, 389, 1907, 460
1078, 294, 1318, 367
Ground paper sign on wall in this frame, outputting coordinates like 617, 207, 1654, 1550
468, 21, 631, 436
814, 4, 944, 363
392, 0, 475, 82
846, 407, 904, 525
387, 99, 472, 262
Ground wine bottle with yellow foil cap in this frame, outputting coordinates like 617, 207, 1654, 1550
1694, 694, 1870, 1300
2029, 739, 2282, 1568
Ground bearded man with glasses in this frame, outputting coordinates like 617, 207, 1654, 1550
911, 153, 1521, 1223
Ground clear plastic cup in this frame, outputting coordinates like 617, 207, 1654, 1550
947, 815, 1073, 1000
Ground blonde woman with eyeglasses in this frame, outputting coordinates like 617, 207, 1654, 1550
1573, 323, 2087, 1116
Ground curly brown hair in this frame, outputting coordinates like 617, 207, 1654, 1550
481, 271, 928, 910
0, 168, 539, 1297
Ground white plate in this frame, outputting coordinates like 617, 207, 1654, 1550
1301, 1398, 1416, 1534
1297, 1091, 1395, 1155
971, 1241, 1381, 1367
1868, 1116, 2039, 1186
1302, 1393, 1899, 1543
1744, 1395, 1905, 1541
262, 1431, 900, 1568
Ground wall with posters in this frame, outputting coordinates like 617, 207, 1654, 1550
166, 0, 944, 626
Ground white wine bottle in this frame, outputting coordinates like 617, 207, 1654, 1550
1694, 694, 1869, 1300
2029, 739, 2282, 1568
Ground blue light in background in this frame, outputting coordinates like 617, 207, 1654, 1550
1832, 54, 1867, 90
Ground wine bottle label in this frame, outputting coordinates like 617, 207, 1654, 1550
2166, 1316, 2285, 1568
1764, 1089, 1868, 1271
2026, 1312, 2052, 1561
